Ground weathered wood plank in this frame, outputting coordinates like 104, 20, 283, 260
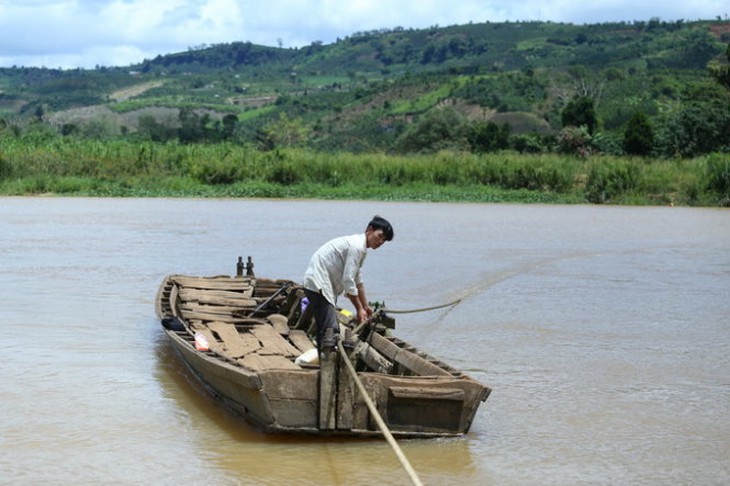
353, 340, 392, 374
181, 302, 251, 317
179, 288, 257, 305
389, 386, 465, 401
181, 293, 257, 308
238, 354, 299, 371
337, 353, 354, 430
172, 275, 254, 291
368, 333, 451, 377
267, 314, 290, 336
207, 321, 261, 358
250, 325, 301, 357
259, 370, 318, 400
180, 309, 250, 324
319, 351, 337, 430
288, 330, 316, 354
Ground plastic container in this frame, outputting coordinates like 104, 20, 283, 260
294, 348, 319, 365
194, 332, 209, 351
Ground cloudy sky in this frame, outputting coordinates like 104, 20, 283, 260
0, 0, 726, 69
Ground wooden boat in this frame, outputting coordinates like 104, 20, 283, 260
155, 257, 491, 437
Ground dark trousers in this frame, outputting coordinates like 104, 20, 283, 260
303, 289, 338, 349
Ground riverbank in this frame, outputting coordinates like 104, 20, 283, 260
0, 138, 727, 205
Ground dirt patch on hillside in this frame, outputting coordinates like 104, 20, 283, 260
47, 105, 116, 125
110, 81, 165, 102
708, 23, 730, 40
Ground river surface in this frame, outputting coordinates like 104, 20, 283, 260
1, 197, 728, 485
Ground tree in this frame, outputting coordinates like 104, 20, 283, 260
709, 43, 730, 91
654, 81, 730, 158
623, 112, 655, 156
468, 121, 510, 153
395, 108, 467, 153
221, 114, 239, 140
256, 113, 309, 150
178, 108, 206, 143
138, 114, 175, 142
561, 96, 597, 134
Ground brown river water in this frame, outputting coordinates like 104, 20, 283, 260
1, 197, 728, 485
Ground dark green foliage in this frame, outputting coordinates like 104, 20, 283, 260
395, 108, 468, 153
137, 115, 176, 142
623, 112, 655, 156
190, 159, 242, 185
709, 43, 730, 90
655, 88, 730, 157
510, 133, 548, 154
706, 154, 730, 204
585, 162, 641, 203
468, 121, 510, 153
561, 96, 598, 134
0, 155, 11, 180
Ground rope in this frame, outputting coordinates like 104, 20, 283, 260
380, 297, 462, 314
351, 298, 461, 336
336, 341, 424, 486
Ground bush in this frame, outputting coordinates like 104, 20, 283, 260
268, 161, 302, 185
557, 126, 592, 157
561, 96, 597, 134
623, 112, 655, 156
585, 161, 641, 203
190, 158, 243, 185
395, 108, 468, 153
0, 155, 12, 180
510, 133, 547, 154
706, 154, 730, 204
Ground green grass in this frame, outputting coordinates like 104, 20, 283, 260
0, 135, 727, 206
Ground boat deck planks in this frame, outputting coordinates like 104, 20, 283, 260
207, 321, 261, 358
288, 329, 316, 353
172, 275, 254, 292
239, 353, 300, 371
179, 288, 257, 306
250, 325, 301, 358
267, 314, 290, 336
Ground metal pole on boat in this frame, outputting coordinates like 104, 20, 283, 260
336, 341, 424, 486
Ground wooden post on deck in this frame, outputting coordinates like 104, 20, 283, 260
318, 350, 338, 430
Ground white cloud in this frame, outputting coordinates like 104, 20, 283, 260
0, 0, 726, 69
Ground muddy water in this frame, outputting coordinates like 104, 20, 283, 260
1, 198, 728, 485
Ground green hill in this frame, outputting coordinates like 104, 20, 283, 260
1, 19, 729, 156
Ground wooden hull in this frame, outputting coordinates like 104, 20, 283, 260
156, 271, 490, 437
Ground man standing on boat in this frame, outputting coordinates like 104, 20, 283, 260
303, 215, 394, 351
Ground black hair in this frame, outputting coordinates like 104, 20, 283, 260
368, 215, 394, 241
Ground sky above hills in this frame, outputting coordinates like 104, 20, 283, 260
0, 0, 726, 69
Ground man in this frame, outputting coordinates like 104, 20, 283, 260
303, 215, 394, 351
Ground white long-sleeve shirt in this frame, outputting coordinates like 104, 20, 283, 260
303, 233, 367, 306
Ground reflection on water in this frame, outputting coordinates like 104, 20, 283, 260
1, 198, 729, 485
